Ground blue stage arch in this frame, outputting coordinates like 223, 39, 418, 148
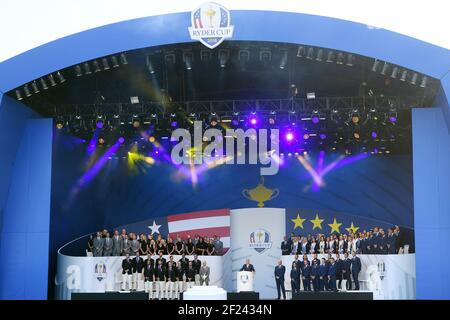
0, 10, 450, 299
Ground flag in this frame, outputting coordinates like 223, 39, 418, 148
167, 209, 230, 248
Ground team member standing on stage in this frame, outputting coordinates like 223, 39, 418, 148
199, 261, 210, 285
327, 258, 337, 291
185, 238, 195, 255
144, 258, 155, 299
319, 258, 328, 291
155, 251, 166, 268
335, 253, 344, 290
175, 261, 184, 299
213, 236, 223, 256
240, 259, 255, 272
301, 260, 311, 291
290, 262, 300, 294
343, 252, 352, 290
192, 254, 201, 285
185, 261, 196, 290
175, 236, 184, 255
130, 233, 140, 256
103, 232, 113, 256
122, 234, 131, 256
121, 254, 133, 291
311, 259, 320, 291
165, 262, 176, 300
93, 231, 104, 256
155, 259, 166, 300
132, 251, 145, 290
112, 230, 122, 256
351, 251, 362, 290
139, 234, 148, 256
179, 253, 189, 271
167, 237, 175, 255
281, 236, 291, 255
274, 260, 286, 299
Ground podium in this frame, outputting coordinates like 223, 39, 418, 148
237, 271, 254, 292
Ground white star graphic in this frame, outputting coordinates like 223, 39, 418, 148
148, 220, 161, 235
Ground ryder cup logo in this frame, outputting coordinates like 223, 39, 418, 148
240, 273, 249, 284
249, 228, 272, 253
188, 2, 234, 49
94, 262, 107, 282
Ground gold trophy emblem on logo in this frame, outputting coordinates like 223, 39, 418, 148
242, 176, 279, 208
204, 6, 216, 28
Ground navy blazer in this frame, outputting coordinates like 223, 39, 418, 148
290, 268, 300, 281
351, 256, 362, 273
327, 264, 336, 276
274, 265, 286, 281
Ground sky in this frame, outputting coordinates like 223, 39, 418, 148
0, 0, 449, 62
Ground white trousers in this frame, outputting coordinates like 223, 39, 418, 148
145, 281, 154, 299
165, 281, 175, 300
186, 281, 194, 290
155, 281, 165, 300
194, 274, 201, 285
121, 274, 132, 291
175, 281, 184, 299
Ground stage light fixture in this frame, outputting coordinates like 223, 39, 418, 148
31, 81, 40, 94
285, 131, 295, 142
120, 53, 128, 65
371, 59, 380, 72
391, 66, 399, 79
400, 70, 408, 81
315, 49, 323, 62
48, 74, 57, 86
420, 76, 428, 88
130, 96, 140, 104
93, 60, 101, 73
111, 56, 119, 68
306, 47, 314, 60
40, 78, 48, 90
219, 50, 229, 68
371, 131, 378, 139
388, 109, 398, 124
296, 46, 306, 58
118, 136, 125, 144
56, 71, 66, 83
15, 89, 23, 100
98, 137, 105, 145
353, 131, 360, 139
83, 62, 92, 75
279, 50, 288, 69
336, 52, 344, 65
132, 117, 141, 128
410, 73, 418, 85
380, 62, 389, 75
346, 54, 354, 66
96, 118, 104, 129
149, 136, 156, 143
319, 131, 327, 140
183, 51, 193, 70
311, 114, 320, 125
102, 58, 110, 70
23, 84, 31, 97
306, 92, 316, 100
303, 133, 310, 140
326, 51, 334, 63
56, 118, 64, 130
75, 65, 83, 77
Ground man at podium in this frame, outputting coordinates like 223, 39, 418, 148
240, 259, 255, 272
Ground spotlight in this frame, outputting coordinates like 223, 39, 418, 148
250, 117, 257, 125
400, 70, 408, 81
149, 136, 156, 143
170, 113, 178, 128
96, 118, 104, 129
56, 71, 66, 83
410, 73, 418, 85
111, 56, 119, 68
296, 46, 306, 58
98, 137, 105, 145
306, 47, 314, 60
31, 81, 40, 94
132, 117, 141, 128
40, 77, 48, 90
336, 52, 344, 65
371, 59, 380, 72
353, 131, 360, 139
311, 114, 320, 124
380, 62, 389, 75
371, 131, 378, 139
84, 62, 92, 75
388, 109, 397, 124
56, 118, 64, 130
303, 133, 310, 140
102, 58, 110, 70
420, 76, 428, 88
23, 84, 31, 97
319, 132, 327, 140
391, 66, 399, 78
75, 65, 83, 77
285, 131, 295, 142
326, 51, 334, 63
93, 60, 101, 73
120, 53, 128, 65
350, 110, 360, 124
219, 50, 229, 68
146, 56, 155, 74
48, 74, 57, 86
15, 89, 23, 100
118, 137, 125, 144
315, 49, 323, 62
183, 51, 193, 70
346, 54, 354, 66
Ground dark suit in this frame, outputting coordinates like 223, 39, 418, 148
144, 264, 154, 281
122, 258, 133, 275
192, 259, 201, 274
319, 264, 328, 291
281, 241, 291, 255
311, 263, 320, 291
240, 264, 255, 272
274, 265, 286, 299
290, 268, 300, 293
327, 263, 337, 291
335, 258, 344, 289
146, 257, 155, 269
185, 268, 196, 282
301, 264, 311, 291
343, 258, 352, 289
132, 256, 145, 273
351, 256, 362, 290
155, 257, 166, 268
